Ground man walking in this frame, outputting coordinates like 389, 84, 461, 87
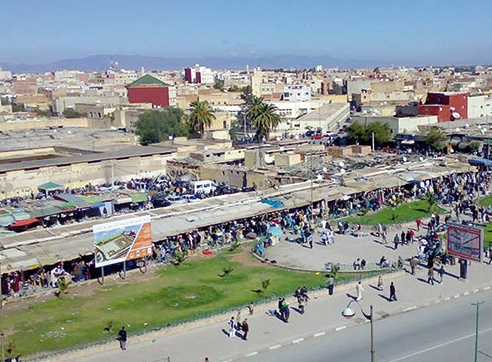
438, 265, 445, 284
427, 266, 435, 285
356, 281, 364, 301
117, 326, 127, 351
410, 257, 418, 275
389, 282, 397, 301
327, 275, 335, 295
393, 234, 400, 250
228, 316, 236, 338
242, 319, 249, 340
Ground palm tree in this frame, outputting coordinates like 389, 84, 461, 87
188, 100, 216, 139
246, 97, 280, 142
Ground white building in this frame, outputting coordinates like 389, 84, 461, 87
282, 85, 311, 102
468, 94, 492, 118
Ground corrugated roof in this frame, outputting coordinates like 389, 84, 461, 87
127, 74, 170, 88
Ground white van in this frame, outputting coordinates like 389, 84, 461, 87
190, 180, 216, 196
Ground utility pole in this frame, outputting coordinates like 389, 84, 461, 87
472, 301, 484, 362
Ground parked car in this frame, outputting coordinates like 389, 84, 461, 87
182, 194, 200, 202
166, 195, 187, 204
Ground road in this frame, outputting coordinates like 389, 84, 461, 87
248, 290, 492, 362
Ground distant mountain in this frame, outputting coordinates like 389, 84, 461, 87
0, 54, 392, 73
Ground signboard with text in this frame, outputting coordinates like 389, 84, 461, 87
93, 215, 152, 267
447, 223, 483, 263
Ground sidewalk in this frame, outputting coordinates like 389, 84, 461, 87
61, 257, 492, 362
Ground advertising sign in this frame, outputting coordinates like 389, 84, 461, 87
446, 223, 483, 263
93, 215, 152, 267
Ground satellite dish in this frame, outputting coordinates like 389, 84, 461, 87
340, 168, 346, 174
480, 129, 486, 134
483, 127, 488, 132
419, 157, 424, 162
339, 161, 345, 168
456, 128, 460, 132
452, 112, 461, 119
323, 167, 328, 173
279, 147, 285, 152
465, 124, 470, 128
402, 157, 407, 162
317, 174, 323, 181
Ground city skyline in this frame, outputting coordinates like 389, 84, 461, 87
2, 0, 492, 68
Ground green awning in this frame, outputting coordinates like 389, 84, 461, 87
0, 215, 14, 227
29, 206, 62, 218
128, 192, 148, 203
38, 182, 64, 191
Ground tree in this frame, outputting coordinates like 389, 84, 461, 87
245, 97, 281, 142
213, 79, 225, 90
347, 121, 392, 147
135, 108, 188, 145
187, 100, 216, 139
63, 108, 83, 118
425, 127, 447, 151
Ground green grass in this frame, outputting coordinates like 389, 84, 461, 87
7, 249, 370, 357
344, 200, 446, 225
479, 195, 492, 208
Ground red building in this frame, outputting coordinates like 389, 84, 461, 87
418, 92, 468, 122
127, 74, 171, 107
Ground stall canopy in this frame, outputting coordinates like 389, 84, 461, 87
468, 158, 492, 167
38, 182, 64, 193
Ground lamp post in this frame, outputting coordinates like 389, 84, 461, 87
472, 301, 484, 362
342, 300, 375, 362
0, 261, 4, 362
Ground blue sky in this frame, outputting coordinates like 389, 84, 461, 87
2, 0, 492, 65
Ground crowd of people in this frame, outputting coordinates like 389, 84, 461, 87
2, 167, 492, 301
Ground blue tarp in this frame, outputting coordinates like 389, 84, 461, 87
260, 198, 284, 208
468, 158, 492, 167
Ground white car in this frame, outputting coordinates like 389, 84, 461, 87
181, 194, 200, 203
166, 195, 186, 204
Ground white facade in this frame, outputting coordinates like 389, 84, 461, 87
282, 85, 311, 102
468, 95, 492, 118
187, 64, 215, 84
352, 115, 438, 135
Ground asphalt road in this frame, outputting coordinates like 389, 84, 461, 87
248, 289, 492, 362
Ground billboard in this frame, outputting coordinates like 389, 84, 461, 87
446, 223, 483, 263
93, 215, 152, 267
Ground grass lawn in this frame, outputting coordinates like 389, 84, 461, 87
344, 200, 446, 225
5, 246, 367, 358
479, 195, 492, 208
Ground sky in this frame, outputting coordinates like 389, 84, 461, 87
2, 0, 492, 66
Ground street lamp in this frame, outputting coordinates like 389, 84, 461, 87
342, 300, 375, 362
472, 301, 484, 362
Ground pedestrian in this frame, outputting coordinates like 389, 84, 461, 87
327, 275, 335, 295
377, 274, 383, 291
307, 233, 314, 249
438, 265, 444, 284
242, 319, 249, 340
248, 301, 255, 315
236, 309, 242, 330
427, 266, 435, 285
360, 259, 367, 270
381, 229, 387, 244
297, 294, 305, 314
356, 281, 364, 301
416, 218, 422, 231
389, 282, 397, 301
117, 326, 127, 351
353, 258, 361, 270
393, 234, 400, 250
410, 257, 418, 275
321, 231, 328, 245
228, 316, 236, 338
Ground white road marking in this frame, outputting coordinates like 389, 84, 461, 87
454, 294, 460, 299
245, 351, 258, 357
335, 326, 346, 331
403, 306, 417, 312
292, 338, 304, 344
388, 326, 492, 361
464, 291, 469, 296
483, 286, 491, 291
314, 331, 326, 337
269, 344, 282, 350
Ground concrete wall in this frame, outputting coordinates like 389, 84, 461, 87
0, 153, 175, 198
